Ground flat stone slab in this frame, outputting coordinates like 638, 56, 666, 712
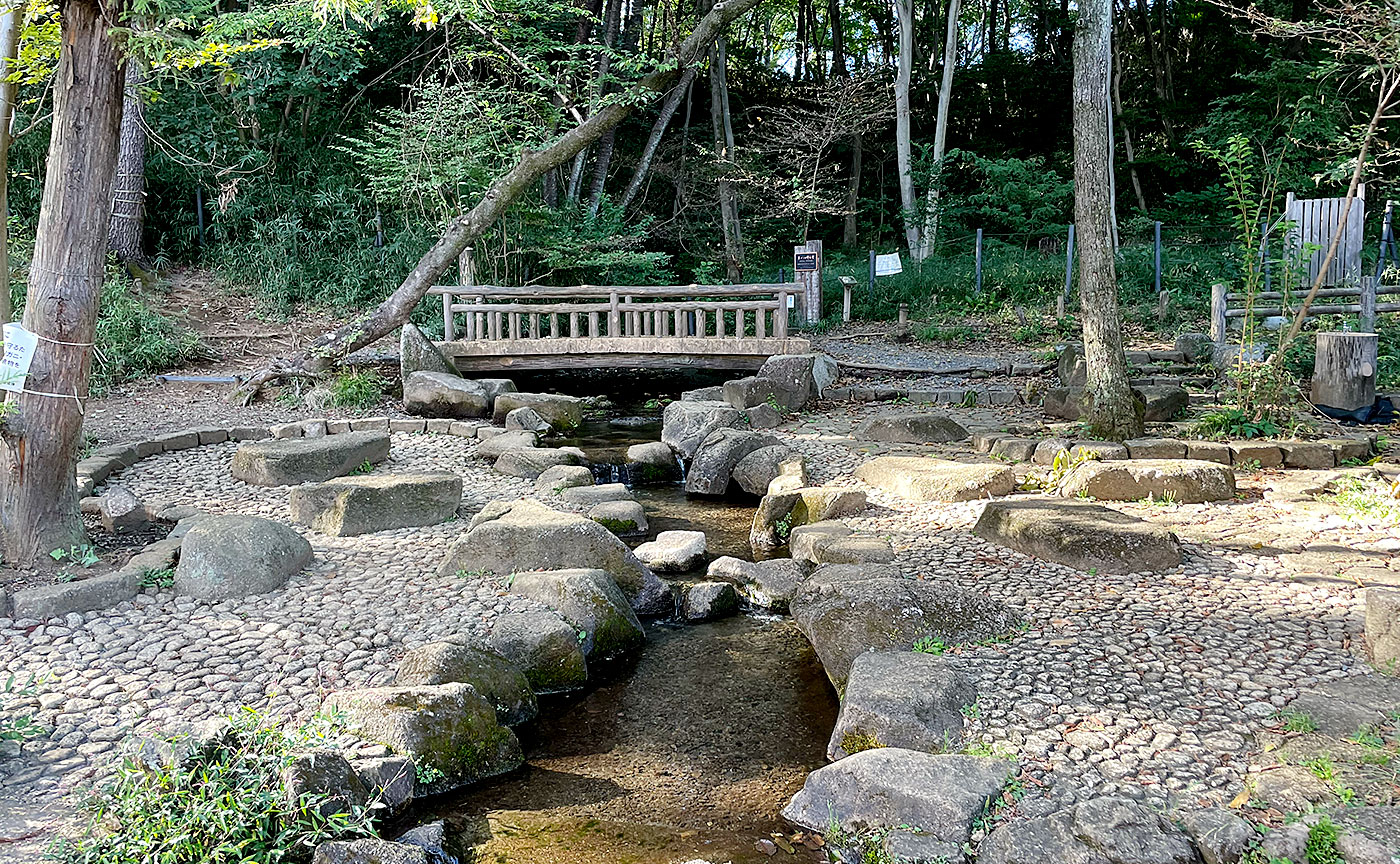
973, 499, 1182, 573
232, 431, 390, 486
491, 393, 583, 430
853, 412, 969, 444
828, 651, 977, 760
633, 530, 707, 573
289, 473, 462, 536
1059, 458, 1236, 503
855, 456, 1015, 502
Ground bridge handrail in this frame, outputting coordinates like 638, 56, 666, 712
429, 283, 791, 299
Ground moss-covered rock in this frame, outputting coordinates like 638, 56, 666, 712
507, 569, 646, 663
394, 642, 538, 726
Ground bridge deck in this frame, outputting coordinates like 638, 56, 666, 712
440, 336, 812, 372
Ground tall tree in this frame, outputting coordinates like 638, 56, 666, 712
619, 65, 698, 210
921, 0, 960, 250
710, 35, 743, 279
0, 0, 21, 326
0, 0, 127, 564
893, 0, 922, 258
108, 60, 148, 265
1072, 0, 1140, 440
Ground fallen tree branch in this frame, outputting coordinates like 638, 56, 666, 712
234, 0, 766, 404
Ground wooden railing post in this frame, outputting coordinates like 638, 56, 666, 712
1360, 276, 1377, 333
442, 290, 454, 341
1210, 281, 1228, 346
609, 291, 620, 336
776, 290, 790, 337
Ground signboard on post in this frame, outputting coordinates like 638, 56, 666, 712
874, 253, 903, 276
1, 322, 37, 393
793, 240, 823, 325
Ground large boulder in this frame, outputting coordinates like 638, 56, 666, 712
1059, 459, 1236, 503
403, 371, 490, 418
759, 353, 838, 403
661, 400, 745, 460
685, 429, 783, 495
978, 798, 1199, 864
731, 445, 801, 496
625, 441, 682, 484
486, 611, 588, 693
853, 413, 969, 444
1177, 808, 1258, 864
507, 569, 646, 662
681, 582, 739, 621
313, 839, 430, 864
289, 473, 462, 536
175, 515, 313, 601
790, 564, 1023, 688
781, 748, 1013, 848
633, 530, 707, 573
827, 651, 977, 760
232, 431, 390, 486
787, 521, 853, 563
281, 749, 366, 820
973, 499, 1182, 573
707, 556, 807, 611
1043, 386, 1087, 421
438, 499, 670, 615
723, 376, 805, 411
476, 430, 539, 459
1135, 384, 1190, 423
855, 456, 1015, 502
491, 393, 583, 431
322, 683, 523, 795
1057, 343, 1087, 386
400, 322, 457, 379
394, 642, 538, 726
504, 406, 552, 434
493, 448, 585, 479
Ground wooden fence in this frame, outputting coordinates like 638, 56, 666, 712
1210, 277, 1400, 344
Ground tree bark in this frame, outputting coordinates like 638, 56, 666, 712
828, 0, 845, 78
108, 59, 147, 264
1, 0, 127, 564
1111, 19, 1147, 212
237, 0, 766, 397
894, 0, 922, 259
620, 64, 698, 211
921, 0, 959, 251
0, 0, 21, 326
842, 132, 861, 246
1072, 0, 1140, 440
710, 36, 743, 281
585, 0, 626, 216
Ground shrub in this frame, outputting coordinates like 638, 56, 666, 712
50, 709, 376, 864
328, 370, 386, 409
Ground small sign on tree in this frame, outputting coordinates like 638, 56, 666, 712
0, 323, 37, 393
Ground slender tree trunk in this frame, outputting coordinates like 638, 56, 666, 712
1111, 21, 1147, 212
828, 0, 845, 78
0, 0, 21, 326
843, 134, 862, 246
586, 0, 627, 216
1072, 0, 1140, 440
894, 0, 922, 258
108, 60, 147, 264
922, 0, 959, 251
1131, 0, 1174, 144
620, 64, 698, 210
1, 0, 127, 565
709, 36, 743, 280
238, 0, 766, 398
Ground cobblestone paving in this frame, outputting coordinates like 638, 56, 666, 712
1, 402, 1393, 847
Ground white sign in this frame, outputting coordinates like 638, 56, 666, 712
875, 252, 903, 276
1, 322, 37, 393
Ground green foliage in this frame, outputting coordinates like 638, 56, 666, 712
1303, 817, 1343, 864
50, 709, 377, 864
328, 370, 385, 409
929, 150, 1074, 237
1, 673, 43, 742
50, 545, 101, 568
839, 730, 884, 755
1322, 475, 1400, 522
911, 636, 947, 656
1275, 709, 1319, 733
90, 278, 203, 394
139, 568, 177, 590
1192, 408, 1280, 441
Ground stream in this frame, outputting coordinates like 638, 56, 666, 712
414, 373, 840, 863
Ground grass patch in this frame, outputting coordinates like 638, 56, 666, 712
328, 370, 386, 409
91, 276, 204, 394
1322, 476, 1400, 522
1276, 709, 1319, 734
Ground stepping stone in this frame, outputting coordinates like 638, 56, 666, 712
394, 642, 537, 726
476, 430, 539, 459
782, 748, 1013, 847
98, 484, 146, 533
633, 530, 707, 573
811, 535, 895, 565
991, 437, 1038, 461
507, 568, 645, 661
685, 429, 783, 495
827, 651, 977, 761
289, 473, 462, 536
403, 371, 490, 418
1058, 458, 1235, 503
486, 610, 588, 693
1125, 437, 1187, 459
534, 465, 594, 495
973, 499, 1182, 573
707, 556, 806, 612
855, 456, 1015, 502
491, 393, 583, 430
231, 431, 390, 486
589, 500, 648, 535
750, 487, 867, 550
681, 582, 738, 621
175, 514, 313, 600
853, 412, 969, 444
787, 520, 853, 564
559, 483, 634, 507
504, 406, 551, 434
723, 375, 805, 411
979, 798, 1197, 864
661, 400, 744, 459
493, 448, 584, 479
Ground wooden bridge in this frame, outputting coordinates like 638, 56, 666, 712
431, 283, 811, 372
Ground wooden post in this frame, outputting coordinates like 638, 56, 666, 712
1061, 223, 1075, 311
1359, 276, 1377, 333
974, 228, 983, 294
1210, 281, 1228, 345
898, 303, 909, 325
776, 290, 789, 337
794, 238, 823, 324
1312, 331, 1378, 411
608, 291, 620, 336
838, 276, 855, 322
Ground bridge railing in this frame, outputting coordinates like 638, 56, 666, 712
430, 284, 793, 343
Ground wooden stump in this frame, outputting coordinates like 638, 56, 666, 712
1311, 331, 1378, 412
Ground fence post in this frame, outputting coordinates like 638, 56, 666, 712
1359, 276, 1377, 333
867, 249, 876, 301
839, 276, 855, 322
974, 229, 983, 294
794, 239, 823, 324
1155, 221, 1169, 321
1210, 281, 1228, 345
195, 188, 205, 247
1058, 224, 1075, 317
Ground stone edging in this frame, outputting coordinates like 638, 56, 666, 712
824, 384, 1023, 405
970, 430, 1379, 471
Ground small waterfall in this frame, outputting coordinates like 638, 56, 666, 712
610, 464, 621, 484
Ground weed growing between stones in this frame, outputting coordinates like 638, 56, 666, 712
0, 673, 42, 742
838, 729, 883, 756
138, 568, 175, 590
50, 709, 377, 864
329, 370, 387, 409
1274, 709, 1319, 734
1322, 475, 1400, 522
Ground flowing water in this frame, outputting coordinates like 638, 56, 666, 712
414, 381, 839, 862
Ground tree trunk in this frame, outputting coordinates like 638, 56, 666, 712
585, 0, 626, 216
620, 64, 698, 211
108, 60, 147, 263
921, 0, 959, 251
0, 0, 21, 326
237, 0, 766, 398
710, 36, 743, 281
894, 0, 922, 259
1072, 0, 1140, 440
1111, 19, 1147, 212
842, 132, 861, 246
828, 0, 845, 78
0, 0, 126, 565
